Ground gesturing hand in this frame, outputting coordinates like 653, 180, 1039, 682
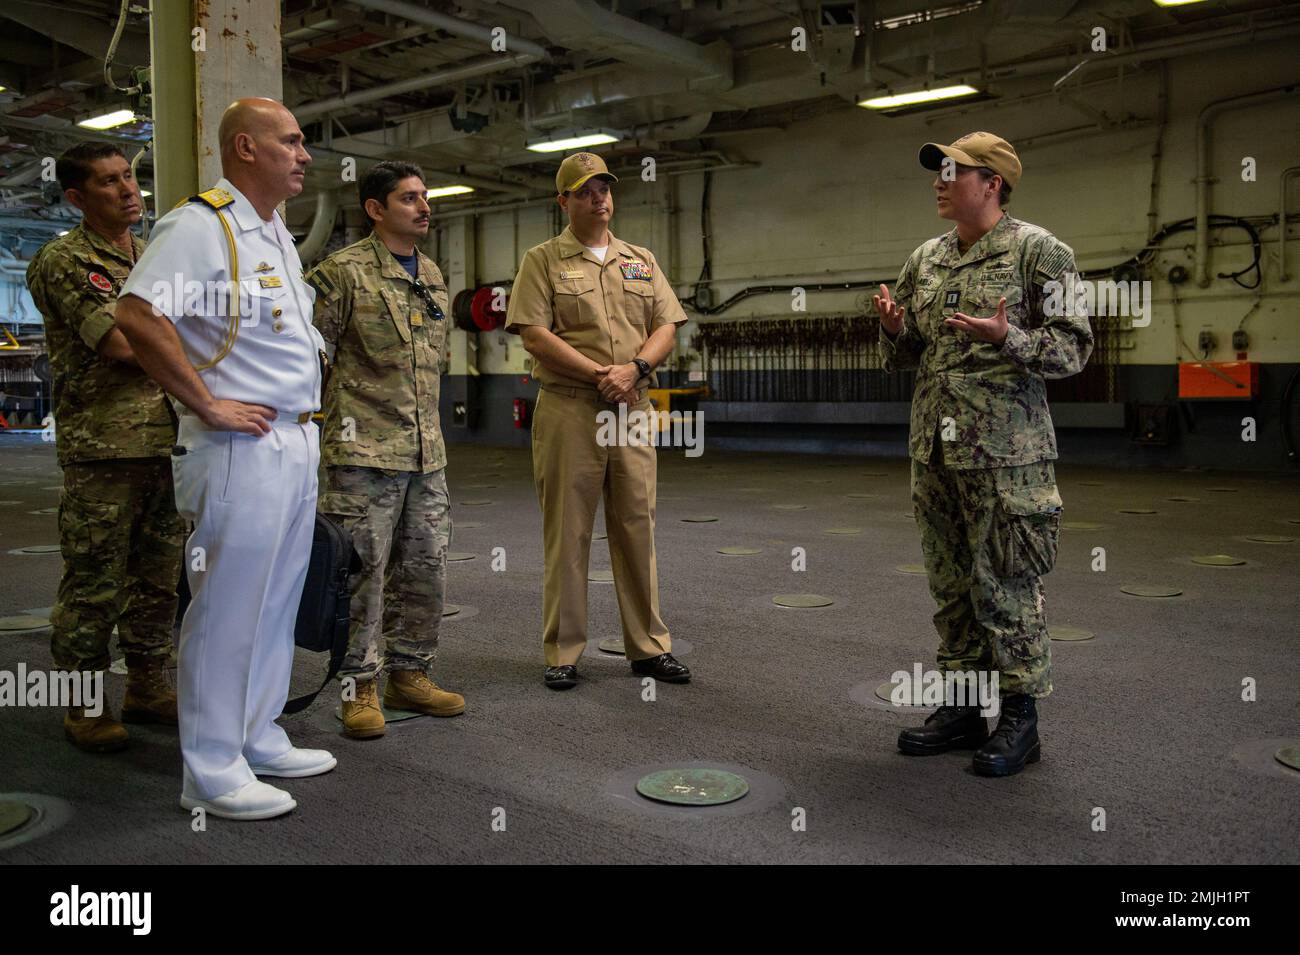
872, 283, 905, 337
946, 297, 1009, 344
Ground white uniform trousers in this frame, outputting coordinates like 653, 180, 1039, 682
172, 414, 319, 799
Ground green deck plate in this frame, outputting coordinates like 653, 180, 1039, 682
1247, 535, 1294, 543
681, 516, 718, 523
1121, 584, 1184, 597
589, 570, 614, 582
334, 705, 423, 724
1062, 521, 1106, 530
0, 615, 51, 632
895, 564, 926, 575
0, 800, 34, 837
1191, 554, 1246, 566
772, 594, 833, 608
824, 527, 863, 535
8, 545, 60, 555
446, 553, 476, 561
636, 769, 749, 806
442, 605, 460, 616
597, 638, 625, 654
1049, 626, 1095, 642
1117, 508, 1157, 515
1275, 746, 1300, 772
717, 546, 761, 556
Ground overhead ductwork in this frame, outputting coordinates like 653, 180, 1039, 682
528, 0, 732, 92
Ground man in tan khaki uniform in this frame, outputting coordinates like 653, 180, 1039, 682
506, 152, 690, 690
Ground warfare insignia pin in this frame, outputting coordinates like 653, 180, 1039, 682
87, 271, 113, 293
943, 289, 960, 309
255, 262, 274, 273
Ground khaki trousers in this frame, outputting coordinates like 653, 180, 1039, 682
531, 385, 670, 665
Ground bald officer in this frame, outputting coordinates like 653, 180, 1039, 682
875, 132, 1092, 777
116, 98, 335, 820
506, 152, 690, 690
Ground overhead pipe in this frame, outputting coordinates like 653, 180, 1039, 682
294, 53, 541, 121
346, 0, 550, 60
1195, 85, 1298, 287
295, 189, 341, 266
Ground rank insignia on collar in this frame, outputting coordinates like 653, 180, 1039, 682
87, 270, 113, 293
255, 262, 274, 273
619, 261, 652, 281
943, 289, 960, 309
259, 276, 283, 288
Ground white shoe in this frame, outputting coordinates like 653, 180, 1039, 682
180, 780, 296, 821
249, 747, 337, 778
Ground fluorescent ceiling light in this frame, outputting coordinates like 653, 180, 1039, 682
425, 185, 474, 198
77, 108, 137, 130
858, 84, 980, 110
1153, 1, 1207, 6
526, 132, 619, 153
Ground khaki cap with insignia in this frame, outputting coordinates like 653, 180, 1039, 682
919, 132, 1021, 189
556, 152, 618, 195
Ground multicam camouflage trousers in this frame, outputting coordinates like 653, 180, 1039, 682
910, 456, 1062, 698
318, 465, 452, 682
51, 458, 185, 672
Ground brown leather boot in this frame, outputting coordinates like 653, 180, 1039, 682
122, 661, 178, 725
341, 678, 386, 739
64, 705, 129, 753
384, 670, 465, 717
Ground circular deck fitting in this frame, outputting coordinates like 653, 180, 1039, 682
589, 570, 614, 582
635, 769, 749, 807
458, 499, 495, 506
443, 605, 461, 617
0, 615, 51, 632
772, 594, 834, 608
1166, 496, 1200, 503
1120, 584, 1184, 597
446, 553, 476, 562
680, 515, 719, 523
0, 800, 34, 838
1049, 626, 1095, 642
8, 545, 60, 555
597, 638, 625, 655
1191, 554, 1246, 566
895, 564, 926, 575
1062, 521, 1106, 531
1275, 746, 1300, 772
1117, 508, 1157, 515
771, 504, 808, 511
717, 546, 761, 556
1247, 535, 1294, 544
454, 521, 483, 529
824, 527, 863, 535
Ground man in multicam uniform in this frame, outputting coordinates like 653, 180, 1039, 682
26, 142, 182, 752
874, 132, 1093, 777
308, 160, 465, 740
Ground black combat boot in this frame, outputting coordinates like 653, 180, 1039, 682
972, 694, 1041, 777
897, 705, 989, 755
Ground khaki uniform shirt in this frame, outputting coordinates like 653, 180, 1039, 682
307, 233, 449, 473
504, 226, 686, 389
882, 214, 1094, 469
26, 223, 174, 466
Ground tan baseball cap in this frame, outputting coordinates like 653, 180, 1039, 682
919, 132, 1021, 189
556, 151, 618, 194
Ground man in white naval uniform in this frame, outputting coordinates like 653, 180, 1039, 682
116, 98, 335, 820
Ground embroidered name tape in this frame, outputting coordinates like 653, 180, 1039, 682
559, 270, 585, 280
620, 261, 652, 281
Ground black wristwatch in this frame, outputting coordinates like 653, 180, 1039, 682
631, 357, 651, 379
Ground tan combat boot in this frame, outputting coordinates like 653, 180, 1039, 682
384, 670, 465, 717
122, 662, 179, 725
64, 705, 129, 753
342, 678, 386, 739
